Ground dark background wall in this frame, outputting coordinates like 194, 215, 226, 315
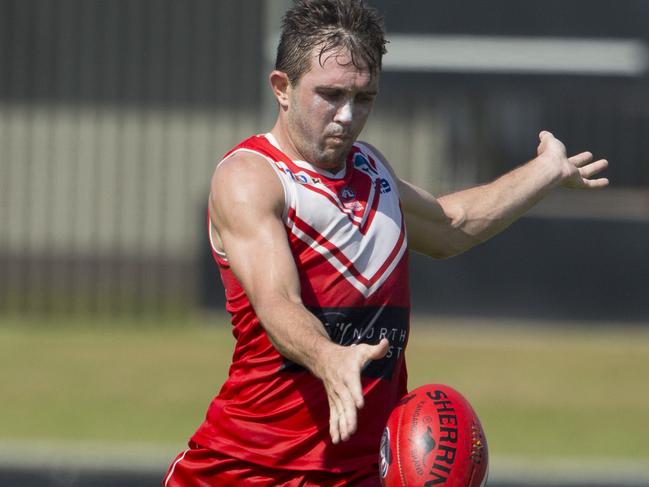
0, 0, 264, 109
2, 0, 647, 321
409, 216, 649, 322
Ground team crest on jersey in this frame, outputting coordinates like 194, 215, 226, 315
339, 186, 364, 212
340, 186, 355, 200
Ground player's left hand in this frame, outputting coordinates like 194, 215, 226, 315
537, 131, 609, 189
321, 338, 390, 444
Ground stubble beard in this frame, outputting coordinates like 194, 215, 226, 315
315, 138, 352, 171
289, 113, 352, 171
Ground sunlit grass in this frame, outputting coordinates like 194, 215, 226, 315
407, 317, 649, 460
1, 314, 647, 460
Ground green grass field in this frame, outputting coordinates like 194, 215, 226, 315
1, 314, 648, 462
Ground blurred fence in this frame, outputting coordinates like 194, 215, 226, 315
0, 0, 266, 316
1, 0, 648, 319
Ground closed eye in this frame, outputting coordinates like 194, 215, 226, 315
317, 88, 345, 102
356, 93, 377, 103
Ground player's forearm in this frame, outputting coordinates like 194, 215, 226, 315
253, 296, 339, 376
438, 155, 563, 254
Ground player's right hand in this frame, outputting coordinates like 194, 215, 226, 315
317, 338, 390, 444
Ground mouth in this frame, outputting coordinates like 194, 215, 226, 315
326, 134, 348, 143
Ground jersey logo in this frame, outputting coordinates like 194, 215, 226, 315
353, 151, 391, 194
353, 152, 379, 176
282, 167, 321, 185
379, 178, 392, 194
340, 186, 356, 200
280, 306, 409, 379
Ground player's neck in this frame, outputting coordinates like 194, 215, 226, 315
269, 120, 307, 164
269, 119, 347, 173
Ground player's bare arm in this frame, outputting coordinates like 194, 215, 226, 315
367, 131, 608, 258
209, 152, 388, 444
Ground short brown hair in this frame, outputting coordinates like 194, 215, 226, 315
275, 0, 387, 85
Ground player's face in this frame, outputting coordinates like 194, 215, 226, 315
286, 48, 379, 172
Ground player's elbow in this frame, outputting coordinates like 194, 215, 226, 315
410, 208, 475, 259
410, 239, 461, 260
437, 207, 484, 258
410, 230, 482, 260
432, 247, 461, 260
425, 245, 464, 260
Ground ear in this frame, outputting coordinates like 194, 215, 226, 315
269, 70, 291, 109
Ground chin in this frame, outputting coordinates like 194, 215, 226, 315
320, 142, 353, 165
317, 150, 348, 171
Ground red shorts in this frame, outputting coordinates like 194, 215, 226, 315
163, 442, 380, 487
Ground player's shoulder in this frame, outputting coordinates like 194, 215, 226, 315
217, 148, 269, 174
211, 141, 283, 211
211, 135, 288, 220
213, 141, 278, 187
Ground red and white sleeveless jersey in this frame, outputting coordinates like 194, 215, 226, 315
192, 133, 410, 472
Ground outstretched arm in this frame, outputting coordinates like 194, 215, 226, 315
209, 152, 388, 444
389, 131, 608, 258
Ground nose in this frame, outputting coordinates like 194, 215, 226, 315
333, 100, 353, 126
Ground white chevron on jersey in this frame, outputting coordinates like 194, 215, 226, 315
265, 135, 407, 298
288, 207, 407, 297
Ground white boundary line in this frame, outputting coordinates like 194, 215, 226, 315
0, 440, 647, 482
0, 439, 179, 472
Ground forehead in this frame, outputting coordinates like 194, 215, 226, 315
299, 46, 379, 89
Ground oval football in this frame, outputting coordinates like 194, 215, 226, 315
379, 384, 488, 487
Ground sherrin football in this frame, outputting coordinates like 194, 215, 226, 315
379, 384, 488, 487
